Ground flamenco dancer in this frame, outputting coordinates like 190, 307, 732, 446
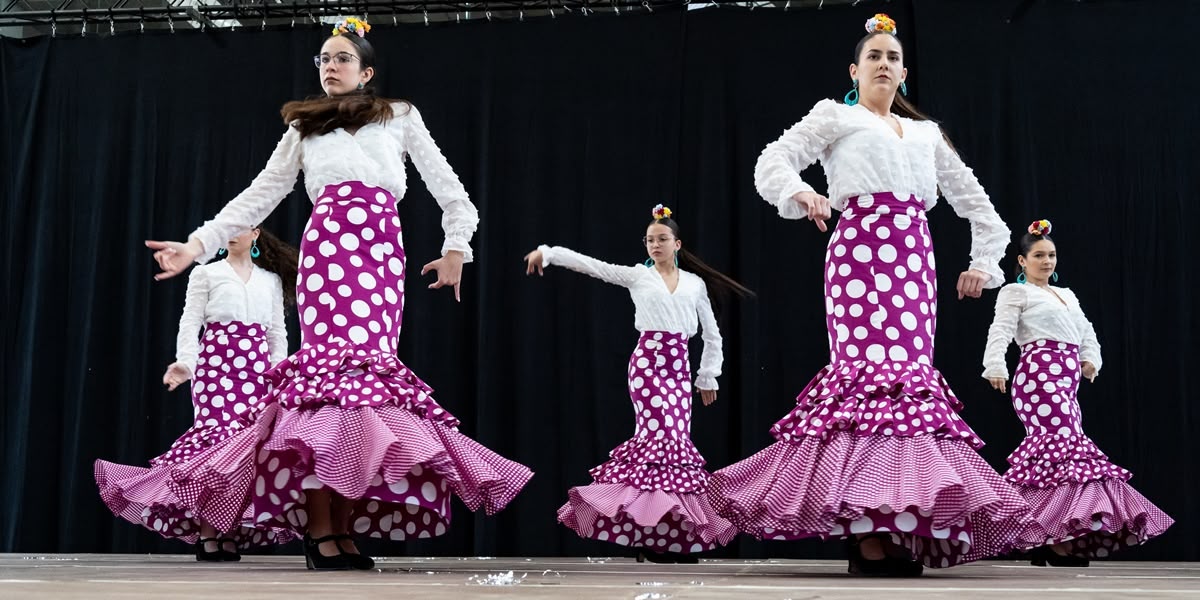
708, 14, 1027, 576
524, 205, 749, 563
95, 227, 297, 561
982, 219, 1173, 567
145, 18, 533, 570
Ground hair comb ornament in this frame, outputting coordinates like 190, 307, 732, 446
865, 13, 897, 36
1028, 219, 1052, 236
651, 204, 673, 221
333, 17, 371, 37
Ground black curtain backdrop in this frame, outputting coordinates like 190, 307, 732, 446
2, 0, 1196, 561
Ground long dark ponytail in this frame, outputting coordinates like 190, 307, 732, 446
251, 228, 299, 308
651, 216, 754, 315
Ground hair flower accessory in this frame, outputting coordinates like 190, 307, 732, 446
865, 13, 897, 35
333, 17, 371, 37
651, 204, 673, 221
1028, 219, 1052, 236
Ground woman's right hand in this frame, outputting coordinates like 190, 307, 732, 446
524, 249, 544, 276
163, 362, 192, 391
792, 191, 832, 232
146, 238, 203, 281
987, 377, 1008, 394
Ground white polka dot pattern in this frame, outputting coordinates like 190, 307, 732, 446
997, 341, 1174, 557
164, 181, 532, 539
153, 322, 273, 466
94, 456, 294, 548
94, 321, 293, 548
709, 435, 1030, 567
558, 332, 735, 552
709, 194, 1029, 567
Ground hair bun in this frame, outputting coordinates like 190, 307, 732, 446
1027, 219, 1052, 236
333, 17, 371, 37
865, 13, 897, 36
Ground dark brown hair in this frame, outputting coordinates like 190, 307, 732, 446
649, 217, 754, 315
210, 228, 299, 308
281, 33, 406, 138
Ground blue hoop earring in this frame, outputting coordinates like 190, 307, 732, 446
217, 248, 227, 256
1016, 267, 1026, 284
643, 258, 654, 268
900, 81, 908, 96
1051, 272, 1058, 283
251, 240, 261, 258
357, 82, 365, 90
844, 80, 859, 106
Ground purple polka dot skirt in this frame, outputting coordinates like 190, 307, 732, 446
166, 181, 533, 540
709, 192, 1029, 567
557, 331, 737, 553
94, 321, 294, 547
1003, 340, 1173, 557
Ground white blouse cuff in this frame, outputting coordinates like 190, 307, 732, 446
775, 182, 815, 220
981, 365, 1009, 380
695, 374, 719, 391
970, 258, 1007, 289
441, 236, 475, 263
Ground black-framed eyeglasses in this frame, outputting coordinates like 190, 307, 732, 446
313, 52, 360, 68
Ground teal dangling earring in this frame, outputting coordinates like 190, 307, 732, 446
1016, 266, 1026, 284
900, 80, 908, 96
1051, 272, 1059, 283
674, 251, 679, 268
251, 240, 261, 258
844, 79, 859, 106
217, 248, 227, 256
644, 258, 654, 268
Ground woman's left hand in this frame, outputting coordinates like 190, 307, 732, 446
699, 389, 717, 406
1081, 361, 1097, 382
422, 250, 465, 302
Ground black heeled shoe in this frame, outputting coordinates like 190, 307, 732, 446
334, 534, 375, 570
195, 537, 222, 562
1030, 546, 1090, 567
217, 538, 241, 562
845, 535, 924, 577
303, 533, 351, 570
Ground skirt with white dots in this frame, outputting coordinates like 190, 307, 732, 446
557, 331, 737, 554
167, 181, 533, 540
709, 191, 1029, 568
94, 321, 295, 548
1002, 340, 1173, 557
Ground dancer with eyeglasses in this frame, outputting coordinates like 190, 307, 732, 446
146, 17, 533, 570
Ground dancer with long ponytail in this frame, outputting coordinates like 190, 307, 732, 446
525, 204, 750, 563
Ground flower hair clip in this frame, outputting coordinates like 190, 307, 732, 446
333, 17, 371, 37
865, 13, 897, 36
1028, 219, 1052, 236
651, 204, 673, 221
